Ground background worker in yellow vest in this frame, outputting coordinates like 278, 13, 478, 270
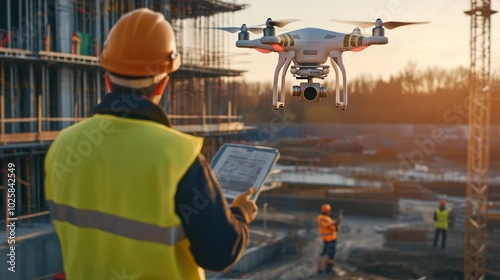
44, 8, 258, 280
316, 203, 342, 275
433, 200, 449, 249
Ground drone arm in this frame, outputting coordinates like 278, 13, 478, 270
273, 52, 287, 109
343, 36, 388, 53
236, 39, 274, 51
363, 36, 388, 46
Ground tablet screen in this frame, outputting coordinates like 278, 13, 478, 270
211, 144, 280, 200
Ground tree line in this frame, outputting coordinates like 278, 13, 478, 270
231, 62, 500, 124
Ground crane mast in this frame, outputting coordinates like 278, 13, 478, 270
464, 1, 496, 279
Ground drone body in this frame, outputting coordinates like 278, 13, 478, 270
221, 18, 427, 110
237, 27, 388, 64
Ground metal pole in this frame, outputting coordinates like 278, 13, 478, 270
37, 94, 42, 138
38, 0, 42, 52
7, 0, 11, 48
27, 157, 32, 226
29, 63, 35, 132
96, 71, 102, 103
4, 162, 7, 244
18, 0, 22, 49
1, 62, 5, 140
263, 202, 268, 241
94, 0, 101, 56
103, 0, 109, 40
44, 0, 48, 51
27, 0, 31, 50
9, 65, 15, 133
42, 65, 48, 131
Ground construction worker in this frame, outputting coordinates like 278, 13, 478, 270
316, 203, 342, 275
44, 8, 258, 280
433, 199, 449, 249
71, 32, 80, 54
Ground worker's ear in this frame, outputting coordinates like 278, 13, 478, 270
153, 75, 170, 96
104, 72, 112, 93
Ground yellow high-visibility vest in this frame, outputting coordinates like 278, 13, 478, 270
435, 208, 449, 230
45, 114, 204, 280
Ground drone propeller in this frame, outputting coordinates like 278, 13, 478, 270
331, 18, 430, 30
265, 18, 300, 28
209, 25, 262, 34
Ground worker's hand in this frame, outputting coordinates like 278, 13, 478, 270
232, 187, 258, 224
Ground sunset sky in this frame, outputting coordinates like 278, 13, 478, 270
226, 0, 500, 83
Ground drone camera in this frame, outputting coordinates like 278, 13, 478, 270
293, 83, 327, 102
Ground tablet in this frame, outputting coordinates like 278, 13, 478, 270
211, 144, 280, 201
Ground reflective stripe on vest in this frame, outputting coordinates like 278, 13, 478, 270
48, 200, 186, 245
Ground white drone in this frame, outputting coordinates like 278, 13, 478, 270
217, 18, 429, 110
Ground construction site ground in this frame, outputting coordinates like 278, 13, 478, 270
212, 199, 500, 280
244, 215, 465, 280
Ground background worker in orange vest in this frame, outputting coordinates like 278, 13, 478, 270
433, 199, 449, 249
316, 203, 342, 275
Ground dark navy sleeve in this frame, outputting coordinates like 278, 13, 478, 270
175, 154, 249, 271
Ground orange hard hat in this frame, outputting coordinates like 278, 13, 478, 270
100, 8, 180, 80
321, 203, 331, 214
439, 200, 446, 206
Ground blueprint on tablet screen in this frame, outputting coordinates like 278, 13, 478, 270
211, 144, 279, 200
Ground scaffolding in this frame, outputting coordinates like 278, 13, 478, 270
0, 0, 249, 235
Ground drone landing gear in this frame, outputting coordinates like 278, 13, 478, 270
272, 51, 295, 109
329, 53, 348, 110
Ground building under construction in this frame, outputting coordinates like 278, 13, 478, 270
0, 1, 249, 278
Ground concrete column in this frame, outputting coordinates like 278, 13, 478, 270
24, 64, 36, 132
58, 67, 73, 129
37, 0, 42, 53
96, 71, 102, 104
17, 0, 23, 49
162, 0, 171, 20
56, 0, 71, 53
6, 0, 11, 48
103, 0, 109, 40
10, 65, 19, 133
83, 70, 88, 116
41, 65, 48, 131
26, 0, 31, 50
94, 0, 101, 56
